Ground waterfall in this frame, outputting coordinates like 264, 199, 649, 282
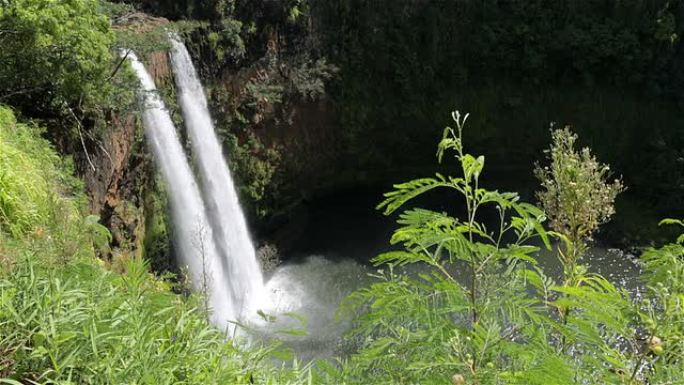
127, 51, 239, 328
168, 36, 265, 316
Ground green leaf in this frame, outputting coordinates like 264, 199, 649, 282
256, 309, 277, 323
0, 380, 26, 385
461, 154, 485, 181
659, 218, 684, 227
372, 251, 433, 266
377, 176, 454, 215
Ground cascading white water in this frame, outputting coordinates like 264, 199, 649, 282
168, 35, 265, 316
127, 51, 239, 328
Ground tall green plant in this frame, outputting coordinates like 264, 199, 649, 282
547, 219, 684, 384
342, 111, 550, 383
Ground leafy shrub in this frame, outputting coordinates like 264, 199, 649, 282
635, 219, 684, 382
342, 111, 550, 383
535, 126, 624, 283
340, 111, 684, 384
0, 0, 114, 107
0, 106, 82, 237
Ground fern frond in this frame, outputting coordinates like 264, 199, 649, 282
396, 208, 456, 228
372, 251, 434, 267
389, 209, 474, 263
377, 176, 459, 215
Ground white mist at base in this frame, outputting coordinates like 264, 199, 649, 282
127, 52, 238, 329
247, 256, 374, 362
168, 36, 266, 318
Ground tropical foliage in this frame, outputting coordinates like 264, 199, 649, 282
0, 106, 317, 384
2, 0, 684, 383
339, 111, 684, 385
0, 107, 84, 239
0, 0, 114, 108
314, 0, 684, 224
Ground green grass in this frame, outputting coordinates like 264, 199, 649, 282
0, 105, 323, 385
0, 257, 317, 384
0, 107, 76, 237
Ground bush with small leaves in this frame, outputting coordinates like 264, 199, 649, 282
535, 126, 624, 283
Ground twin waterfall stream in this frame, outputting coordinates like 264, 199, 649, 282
127, 36, 265, 331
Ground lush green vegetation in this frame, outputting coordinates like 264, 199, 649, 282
340, 112, 684, 384
0, 106, 319, 384
316, 0, 683, 145
125, 0, 684, 229
0, 0, 136, 123
3, 98, 684, 383
0, 107, 79, 238
2, 0, 684, 383
313, 0, 684, 233
0, 0, 112, 107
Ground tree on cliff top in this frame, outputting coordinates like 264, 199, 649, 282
0, 0, 114, 109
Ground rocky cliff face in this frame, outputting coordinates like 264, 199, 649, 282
82, 111, 143, 249
74, 37, 174, 267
